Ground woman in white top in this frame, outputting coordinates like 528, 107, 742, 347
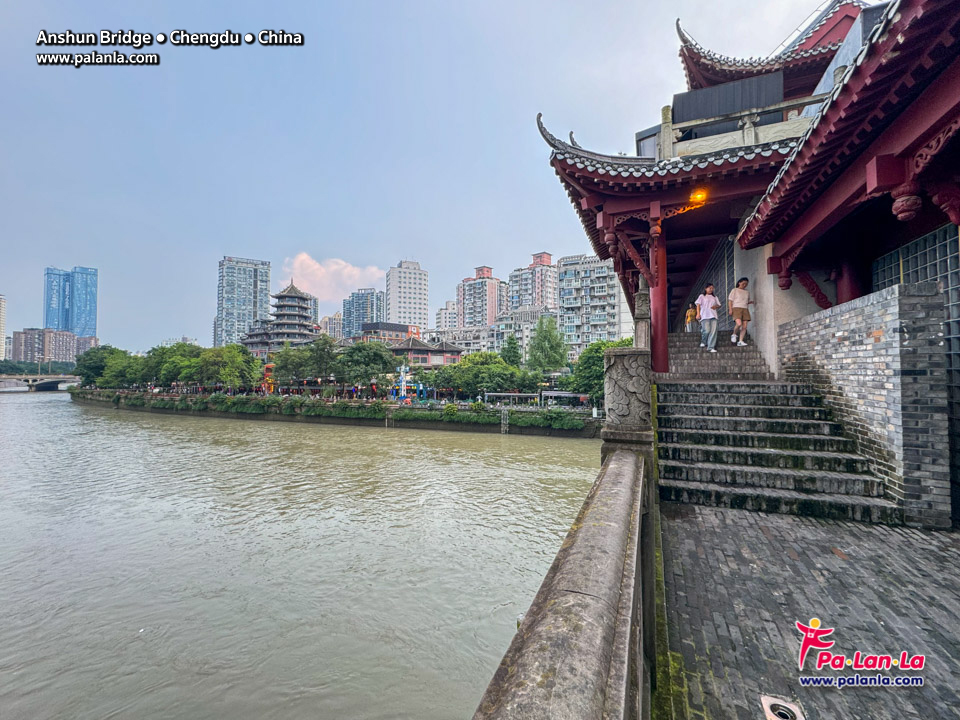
727, 277, 755, 346
695, 283, 721, 352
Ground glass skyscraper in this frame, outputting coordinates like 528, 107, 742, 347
214, 256, 271, 347
43, 266, 98, 337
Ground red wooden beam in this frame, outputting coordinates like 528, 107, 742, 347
767, 54, 960, 264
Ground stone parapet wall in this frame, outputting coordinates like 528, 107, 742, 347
778, 282, 951, 528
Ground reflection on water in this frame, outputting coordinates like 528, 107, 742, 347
0, 393, 598, 719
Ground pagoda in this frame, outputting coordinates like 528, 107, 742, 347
241, 282, 319, 358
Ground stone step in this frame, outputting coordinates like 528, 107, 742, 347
659, 460, 883, 496
658, 479, 902, 524
657, 391, 822, 407
656, 372, 775, 382
668, 340, 759, 350
657, 428, 855, 453
657, 382, 813, 395
657, 443, 870, 473
667, 350, 766, 360
657, 413, 844, 436
657, 402, 833, 420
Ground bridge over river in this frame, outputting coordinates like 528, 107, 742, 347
0, 374, 80, 391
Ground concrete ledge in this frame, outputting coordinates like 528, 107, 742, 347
474, 450, 646, 720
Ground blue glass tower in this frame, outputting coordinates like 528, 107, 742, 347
43, 268, 70, 330
42, 266, 98, 337
68, 267, 98, 337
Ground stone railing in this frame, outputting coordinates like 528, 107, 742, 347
473, 449, 655, 720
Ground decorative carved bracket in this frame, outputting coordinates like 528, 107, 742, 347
618, 236, 656, 288
794, 271, 832, 309
913, 119, 960, 177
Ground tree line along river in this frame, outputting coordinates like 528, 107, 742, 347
0, 391, 599, 719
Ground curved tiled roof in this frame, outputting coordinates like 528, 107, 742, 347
677, 19, 842, 72
537, 113, 798, 181
274, 282, 311, 299
675, 0, 865, 90
390, 336, 435, 351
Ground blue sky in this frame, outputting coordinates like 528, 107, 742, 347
3, 0, 819, 350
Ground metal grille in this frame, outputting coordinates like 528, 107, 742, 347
873, 223, 960, 520
676, 236, 735, 332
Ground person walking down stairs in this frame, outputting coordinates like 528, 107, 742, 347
695, 283, 722, 353
684, 303, 698, 333
728, 277, 754, 347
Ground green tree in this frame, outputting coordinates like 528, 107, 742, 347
566, 337, 633, 406
338, 342, 395, 397
305, 335, 339, 382
450, 351, 523, 398
500, 335, 522, 367
197, 345, 261, 388
75, 345, 126, 386
526, 316, 568, 372
142, 342, 203, 385
271, 344, 310, 386
97, 353, 146, 389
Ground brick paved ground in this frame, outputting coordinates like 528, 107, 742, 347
659, 503, 960, 719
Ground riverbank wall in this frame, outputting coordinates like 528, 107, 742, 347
70, 390, 601, 439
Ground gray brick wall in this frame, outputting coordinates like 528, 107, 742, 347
778, 282, 951, 529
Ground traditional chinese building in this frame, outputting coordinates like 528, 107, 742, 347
542, 0, 960, 526
241, 282, 319, 358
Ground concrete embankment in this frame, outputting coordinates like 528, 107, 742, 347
70, 391, 601, 439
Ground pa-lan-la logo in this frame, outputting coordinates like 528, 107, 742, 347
795, 618, 925, 672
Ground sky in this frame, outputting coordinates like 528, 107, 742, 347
2, 0, 824, 350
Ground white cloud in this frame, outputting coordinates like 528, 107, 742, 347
282, 253, 386, 307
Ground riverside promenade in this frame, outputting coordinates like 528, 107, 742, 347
659, 503, 960, 720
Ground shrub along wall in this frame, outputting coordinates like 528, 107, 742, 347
69, 389, 596, 437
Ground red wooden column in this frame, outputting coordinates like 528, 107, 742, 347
836, 260, 865, 305
649, 204, 669, 373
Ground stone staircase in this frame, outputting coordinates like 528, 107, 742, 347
654, 335, 901, 524
655, 331, 774, 381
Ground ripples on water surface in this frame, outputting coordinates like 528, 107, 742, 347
0, 393, 599, 719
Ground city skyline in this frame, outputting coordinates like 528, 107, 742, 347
2, 0, 823, 349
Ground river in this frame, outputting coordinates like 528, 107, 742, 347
0, 392, 599, 719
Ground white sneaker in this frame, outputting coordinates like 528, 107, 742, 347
731, 334, 737, 343
709, 348, 717, 353
699, 343, 706, 348
737, 341, 747, 347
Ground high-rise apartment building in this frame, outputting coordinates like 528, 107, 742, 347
42, 329, 79, 363
76, 336, 99, 356
13, 327, 92, 363
342, 288, 385, 339
0, 295, 6, 360
557, 254, 633, 361
385, 260, 429, 330
318, 312, 343, 339
13, 329, 43, 363
456, 266, 507, 328
213, 257, 271, 347
491, 304, 560, 361
4, 336, 11, 361
508, 252, 558, 311
435, 300, 457, 330
43, 266, 98, 337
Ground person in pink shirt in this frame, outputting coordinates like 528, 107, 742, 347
695, 283, 721, 352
